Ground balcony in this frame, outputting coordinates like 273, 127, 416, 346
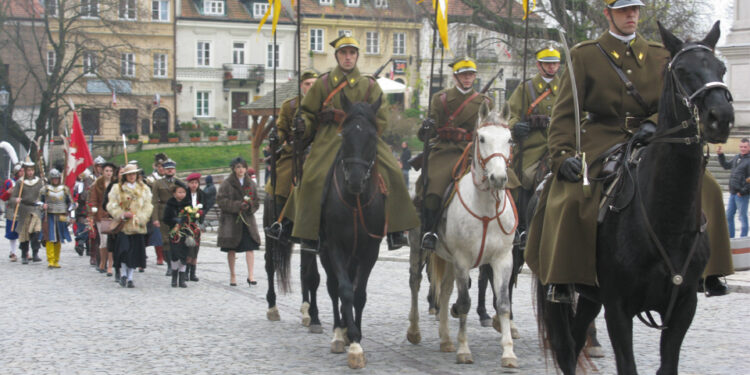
222, 64, 265, 82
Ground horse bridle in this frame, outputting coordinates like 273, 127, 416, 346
472, 121, 513, 195
668, 44, 733, 111
340, 157, 374, 185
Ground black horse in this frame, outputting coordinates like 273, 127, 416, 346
319, 93, 385, 369
536, 22, 733, 375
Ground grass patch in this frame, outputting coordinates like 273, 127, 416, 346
113, 144, 254, 174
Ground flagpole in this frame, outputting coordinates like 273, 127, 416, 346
516, 0, 531, 181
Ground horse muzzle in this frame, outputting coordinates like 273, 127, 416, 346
701, 101, 734, 144
488, 173, 507, 190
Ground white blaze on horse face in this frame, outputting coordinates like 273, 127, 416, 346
476, 125, 511, 191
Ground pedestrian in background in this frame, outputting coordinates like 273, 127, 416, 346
217, 157, 260, 286
399, 141, 411, 188
718, 139, 750, 238
2, 164, 23, 262
185, 172, 205, 281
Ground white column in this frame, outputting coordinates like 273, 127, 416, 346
718, 0, 750, 129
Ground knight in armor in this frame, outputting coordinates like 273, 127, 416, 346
525, 0, 734, 303
151, 159, 181, 274
93, 156, 106, 179
39, 169, 73, 268
283, 34, 419, 252
507, 47, 561, 230
2, 164, 24, 262
417, 57, 495, 251
12, 161, 44, 264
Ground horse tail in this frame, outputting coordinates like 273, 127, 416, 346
430, 253, 447, 303
534, 277, 579, 375
263, 195, 292, 294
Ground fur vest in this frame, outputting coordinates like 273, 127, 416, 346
106, 181, 154, 235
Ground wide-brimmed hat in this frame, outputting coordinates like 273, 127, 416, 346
120, 164, 142, 175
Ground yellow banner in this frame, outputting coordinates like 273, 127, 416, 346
523, 0, 536, 20
433, 0, 449, 50
257, 0, 283, 35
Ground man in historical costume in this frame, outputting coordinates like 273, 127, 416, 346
93, 156, 106, 179
151, 159, 181, 274
525, 0, 734, 303
12, 161, 44, 264
265, 71, 319, 242
285, 34, 419, 252
145, 153, 168, 188
144, 153, 168, 266
507, 47, 561, 229
39, 169, 74, 268
2, 164, 24, 262
417, 57, 500, 250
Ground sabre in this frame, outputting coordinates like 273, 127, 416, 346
557, 29, 591, 197
121, 134, 129, 164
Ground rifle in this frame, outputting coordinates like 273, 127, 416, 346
481, 68, 504, 94
373, 57, 393, 79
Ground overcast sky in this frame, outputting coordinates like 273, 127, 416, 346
709, 0, 734, 45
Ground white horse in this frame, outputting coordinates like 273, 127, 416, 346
407, 105, 518, 367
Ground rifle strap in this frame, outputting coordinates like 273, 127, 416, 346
445, 92, 480, 127
595, 43, 651, 114
526, 88, 551, 116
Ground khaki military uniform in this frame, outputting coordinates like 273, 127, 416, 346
702, 170, 734, 277
507, 73, 560, 190
286, 66, 419, 240
152, 177, 181, 245
264, 95, 298, 200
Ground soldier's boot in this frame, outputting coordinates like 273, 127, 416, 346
546, 284, 575, 304
701, 275, 729, 297
20, 242, 29, 264
387, 232, 408, 251
420, 206, 441, 251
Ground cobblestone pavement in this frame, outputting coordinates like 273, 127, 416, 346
1, 215, 749, 374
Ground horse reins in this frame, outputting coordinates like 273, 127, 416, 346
332, 161, 388, 253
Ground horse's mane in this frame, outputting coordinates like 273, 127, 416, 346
341, 102, 377, 135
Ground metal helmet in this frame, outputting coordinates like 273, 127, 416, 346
48, 168, 62, 179
94, 155, 106, 165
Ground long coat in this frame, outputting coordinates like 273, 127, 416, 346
152, 177, 181, 244
264, 95, 298, 200
216, 173, 260, 249
286, 66, 419, 240
106, 181, 154, 235
87, 177, 112, 222
702, 170, 734, 277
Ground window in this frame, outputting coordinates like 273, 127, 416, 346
467, 34, 478, 59
233, 42, 245, 64
374, 0, 387, 8
196, 91, 211, 117
197, 41, 211, 67
267, 43, 279, 68
153, 53, 167, 77
393, 32, 405, 55
45, 0, 57, 16
253, 2, 268, 18
204, 0, 224, 15
152, 0, 169, 21
81, 0, 98, 18
310, 29, 323, 53
366, 31, 379, 54
345, 0, 359, 6
119, 109, 138, 135
83, 52, 97, 76
120, 53, 135, 77
319, 0, 332, 5
119, 0, 136, 20
339, 30, 352, 37
81, 108, 100, 135
46, 50, 56, 75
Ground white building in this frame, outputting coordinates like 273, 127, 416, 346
176, 0, 297, 129
718, 0, 750, 129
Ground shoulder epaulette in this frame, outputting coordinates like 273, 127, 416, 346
571, 39, 598, 51
647, 40, 665, 48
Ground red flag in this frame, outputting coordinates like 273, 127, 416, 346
65, 111, 94, 189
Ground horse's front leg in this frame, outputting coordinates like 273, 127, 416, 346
453, 266, 473, 364
604, 301, 638, 375
407, 232, 423, 344
264, 240, 280, 321
301, 251, 322, 333
476, 264, 494, 327
491, 253, 518, 368
436, 257, 456, 353
572, 297, 602, 358
657, 292, 698, 375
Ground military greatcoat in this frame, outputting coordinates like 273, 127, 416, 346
152, 176, 182, 245
507, 73, 560, 190
287, 66, 419, 240
264, 95, 298, 200
702, 170, 734, 277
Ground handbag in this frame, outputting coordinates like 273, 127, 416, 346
99, 219, 125, 235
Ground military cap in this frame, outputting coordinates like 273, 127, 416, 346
48, 168, 62, 179
449, 57, 478, 74
94, 155, 106, 165
536, 47, 561, 62
162, 159, 176, 169
605, 0, 645, 8
301, 71, 319, 81
330, 33, 359, 51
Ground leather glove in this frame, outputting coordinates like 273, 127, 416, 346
632, 121, 657, 145
558, 157, 583, 182
512, 122, 530, 141
418, 118, 437, 143
293, 116, 306, 135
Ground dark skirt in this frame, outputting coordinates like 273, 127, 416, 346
115, 234, 147, 269
5, 219, 19, 240
170, 239, 189, 263
220, 225, 258, 253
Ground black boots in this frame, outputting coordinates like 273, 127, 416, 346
20, 243, 29, 264
188, 264, 199, 282
171, 270, 178, 287
699, 275, 729, 297
546, 284, 575, 304
178, 272, 188, 288
387, 232, 408, 250
420, 207, 440, 251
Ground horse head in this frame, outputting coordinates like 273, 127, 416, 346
658, 21, 734, 144
473, 102, 512, 193
338, 92, 382, 194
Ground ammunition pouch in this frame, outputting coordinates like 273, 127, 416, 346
437, 127, 472, 142
317, 108, 346, 125
528, 115, 550, 130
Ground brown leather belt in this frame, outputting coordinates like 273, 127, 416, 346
588, 113, 647, 134
437, 127, 472, 142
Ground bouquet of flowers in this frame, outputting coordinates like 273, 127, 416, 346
170, 204, 203, 247
237, 186, 254, 225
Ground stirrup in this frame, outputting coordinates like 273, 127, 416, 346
300, 240, 319, 254
546, 284, 574, 304
421, 232, 438, 251
264, 222, 283, 240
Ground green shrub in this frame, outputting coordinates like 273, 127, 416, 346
213, 123, 222, 130
167, 132, 178, 138
189, 132, 201, 138
208, 131, 219, 137
179, 122, 195, 130
148, 133, 160, 139
227, 129, 238, 136
127, 133, 139, 140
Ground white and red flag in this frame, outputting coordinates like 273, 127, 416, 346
64, 111, 94, 189
112, 90, 117, 106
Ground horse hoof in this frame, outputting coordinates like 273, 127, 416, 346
480, 318, 493, 328
585, 345, 605, 358
440, 342, 455, 352
347, 344, 366, 369
406, 330, 421, 345
428, 308, 437, 315
501, 357, 519, 368
309, 324, 323, 334
511, 327, 521, 340
456, 353, 474, 364
450, 304, 459, 319
331, 340, 346, 354
266, 306, 280, 321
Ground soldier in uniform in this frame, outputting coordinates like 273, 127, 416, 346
507, 47, 561, 229
39, 169, 73, 268
525, 0, 734, 302
417, 57, 494, 250
151, 159, 181, 275
13, 161, 44, 264
286, 34, 418, 251
265, 71, 318, 240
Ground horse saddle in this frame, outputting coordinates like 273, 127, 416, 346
597, 143, 645, 224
